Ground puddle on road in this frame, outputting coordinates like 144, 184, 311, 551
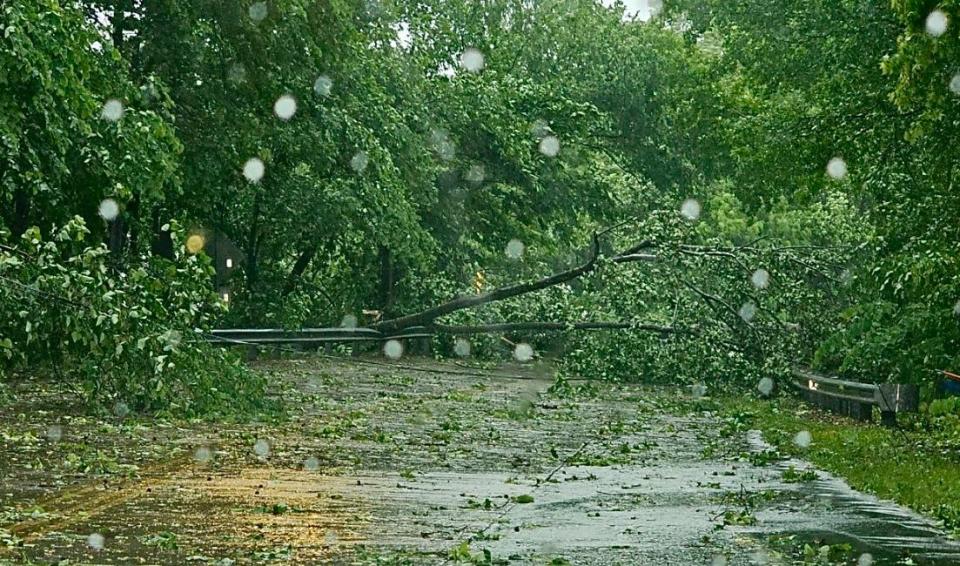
744, 430, 960, 564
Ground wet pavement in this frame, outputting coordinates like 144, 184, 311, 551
1, 357, 959, 564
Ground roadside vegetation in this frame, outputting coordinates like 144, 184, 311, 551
714, 395, 960, 536
3, 2, 960, 542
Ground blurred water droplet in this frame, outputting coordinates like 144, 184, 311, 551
841, 269, 854, 287
113, 401, 129, 418
46, 424, 63, 442
750, 550, 769, 564
505, 239, 525, 260
350, 151, 369, 173
751, 268, 770, 289
953, 300, 960, 316
243, 157, 265, 183
793, 430, 812, 449
194, 446, 212, 463
857, 553, 874, 566
101, 99, 124, 122
314, 75, 333, 96
757, 377, 774, 396
253, 438, 270, 458
87, 532, 105, 551
459, 47, 485, 72
711, 556, 727, 566
383, 339, 403, 360
430, 129, 456, 161
341, 314, 358, 328
680, 198, 701, 220
926, 9, 948, 37
513, 343, 534, 362
826, 157, 847, 180
98, 199, 119, 221
539, 135, 560, 157
739, 302, 757, 322
304, 456, 320, 471
273, 94, 297, 120
951, 74, 960, 95
464, 164, 485, 184
248, 2, 268, 23
691, 383, 707, 399
228, 63, 247, 84
454, 338, 472, 358
186, 234, 205, 255
324, 529, 338, 545
530, 119, 550, 139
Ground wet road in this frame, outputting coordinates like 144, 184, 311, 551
2, 357, 959, 564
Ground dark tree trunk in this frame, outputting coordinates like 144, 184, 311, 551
282, 243, 319, 297
378, 246, 395, 316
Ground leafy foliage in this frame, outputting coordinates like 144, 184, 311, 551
0, 218, 269, 417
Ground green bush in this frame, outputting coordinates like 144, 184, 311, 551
0, 217, 271, 418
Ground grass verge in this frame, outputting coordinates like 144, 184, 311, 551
716, 396, 960, 535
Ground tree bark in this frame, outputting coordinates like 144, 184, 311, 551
372, 235, 667, 333
282, 242, 319, 297
373, 235, 602, 333
433, 321, 681, 335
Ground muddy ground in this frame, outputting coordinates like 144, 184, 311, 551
1, 356, 959, 565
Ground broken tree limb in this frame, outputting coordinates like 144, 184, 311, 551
373, 234, 603, 333
433, 321, 682, 335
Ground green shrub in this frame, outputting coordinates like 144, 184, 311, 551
0, 217, 271, 418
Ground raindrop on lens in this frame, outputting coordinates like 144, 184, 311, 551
324, 530, 338, 545
273, 95, 297, 120
711, 556, 727, 566
186, 234, 205, 254
857, 553, 874, 566
464, 164, 485, 184
739, 302, 757, 322
248, 2, 268, 23
680, 198, 701, 220
926, 9, 948, 37
304, 456, 320, 471
757, 377, 774, 397
243, 157, 265, 183
454, 338, 471, 358
530, 119, 550, 139
340, 314, 358, 329
98, 199, 119, 221
46, 424, 63, 442
113, 401, 129, 418
751, 269, 770, 289
253, 438, 270, 458
350, 151, 369, 173
539, 135, 560, 157
954, 300, 960, 316
505, 239, 525, 260
691, 384, 707, 399
194, 446, 212, 463
826, 157, 847, 179
314, 75, 333, 96
228, 63, 247, 84
514, 343, 534, 363
459, 47, 485, 72
430, 129, 456, 161
950, 74, 960, 95
383, 339, 403, 360
87, 533, 105, 551
793, 430, 812, 449
101, 99, 124, 122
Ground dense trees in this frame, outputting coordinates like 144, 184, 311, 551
1, 0, 957, 413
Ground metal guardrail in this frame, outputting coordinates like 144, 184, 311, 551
207, 326, 433, 345
790, 368, 918, 425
